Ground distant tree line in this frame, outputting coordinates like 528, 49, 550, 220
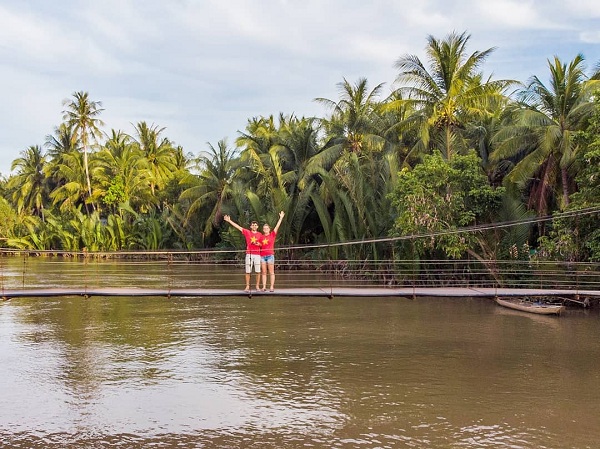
1, 31, 600, 263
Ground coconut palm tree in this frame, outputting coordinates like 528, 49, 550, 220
315, 77, 387, 163
314, 78, 399, 253
274, 115, 322, 244
312, 147, 398, 259
235, 116, 293, 228
233, 115, 320, 246
49, 150, 91, 213
44, 123, 79, 181
179, 139, 238, 238
62, 91, 105, 205
236, 115, 280, 194
131, 121, 177, 197
4, 214, 49, 250
7, 145, 49, 220
94, 129, 151, 213
492, 54, 600, 216
172, 145, 193, 172
393, 31, 514, 161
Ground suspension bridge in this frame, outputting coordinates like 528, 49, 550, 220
1, 248, 599, 304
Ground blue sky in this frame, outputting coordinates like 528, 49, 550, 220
1, 0, 599, 176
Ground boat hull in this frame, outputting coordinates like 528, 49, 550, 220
495, 297, 564, 315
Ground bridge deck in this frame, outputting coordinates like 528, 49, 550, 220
2, 287, 600, 299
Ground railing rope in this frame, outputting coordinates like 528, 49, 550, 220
1, 249, 600, 293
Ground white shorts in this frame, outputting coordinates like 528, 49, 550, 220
245, 254, 261, 273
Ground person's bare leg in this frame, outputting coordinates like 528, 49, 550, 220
261, 262, 267, 290
269, 264, 275, 291
255, 272, 261, 290
244, 273, 250, 291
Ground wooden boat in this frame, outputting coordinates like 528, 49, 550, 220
495, 297, 565, 316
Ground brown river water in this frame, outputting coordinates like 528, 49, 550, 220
1, 259, 599, 448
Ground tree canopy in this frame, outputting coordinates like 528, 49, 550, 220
1, 32, 599, 265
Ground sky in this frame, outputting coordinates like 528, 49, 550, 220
1, 0, 599, 176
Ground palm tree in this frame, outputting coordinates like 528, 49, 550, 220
313, 78, 397, 254
275, 115, 322, 244
4, 214, 49, 250
492, 54, 600, 215
312, 147, 398, 259
235, 114, 323, 246
179, 139, 238, 238
49, 151, 91, 213
173, 145, 193, 172
393, 31, 514, 160
131, 121, 177, 197
62, 91, 105, 204
235, 115, 279, 193
315, 77, 386, 163
93, 129, 151, 213
45, 123, 79, 172
235, 115, 293, 227
7, 145, 49, 220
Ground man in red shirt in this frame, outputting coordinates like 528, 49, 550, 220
223, 215, 262, 292
259, 211, 285, 292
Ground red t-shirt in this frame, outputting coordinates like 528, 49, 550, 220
259, 231, 277, 256
242, 229, 262, 255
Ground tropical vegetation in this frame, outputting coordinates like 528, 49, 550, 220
1, 31, 599, 269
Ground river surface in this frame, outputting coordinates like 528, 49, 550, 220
1, 261, 600, 448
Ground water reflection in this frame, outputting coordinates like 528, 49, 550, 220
1, 294, 600, 448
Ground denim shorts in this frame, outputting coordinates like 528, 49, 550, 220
261, 255, 275, 264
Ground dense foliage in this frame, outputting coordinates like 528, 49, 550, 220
1, 31, 599, 263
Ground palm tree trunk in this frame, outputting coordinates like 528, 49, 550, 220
445, 126, 452, 160
561, 167, 570, 207
83, 145, 92, 198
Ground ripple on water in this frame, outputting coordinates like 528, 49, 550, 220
2, 296, 600, 448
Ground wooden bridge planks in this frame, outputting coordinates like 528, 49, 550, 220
2, 287, 600, 299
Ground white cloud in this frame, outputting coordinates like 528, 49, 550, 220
0, 5, 74, 63
0, 0, 598, 177
0, 67, 65, 174
468, 0, 563, 30
580, 31, 600, 44
0, 4, 127, 77
562, 0, 600, 17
